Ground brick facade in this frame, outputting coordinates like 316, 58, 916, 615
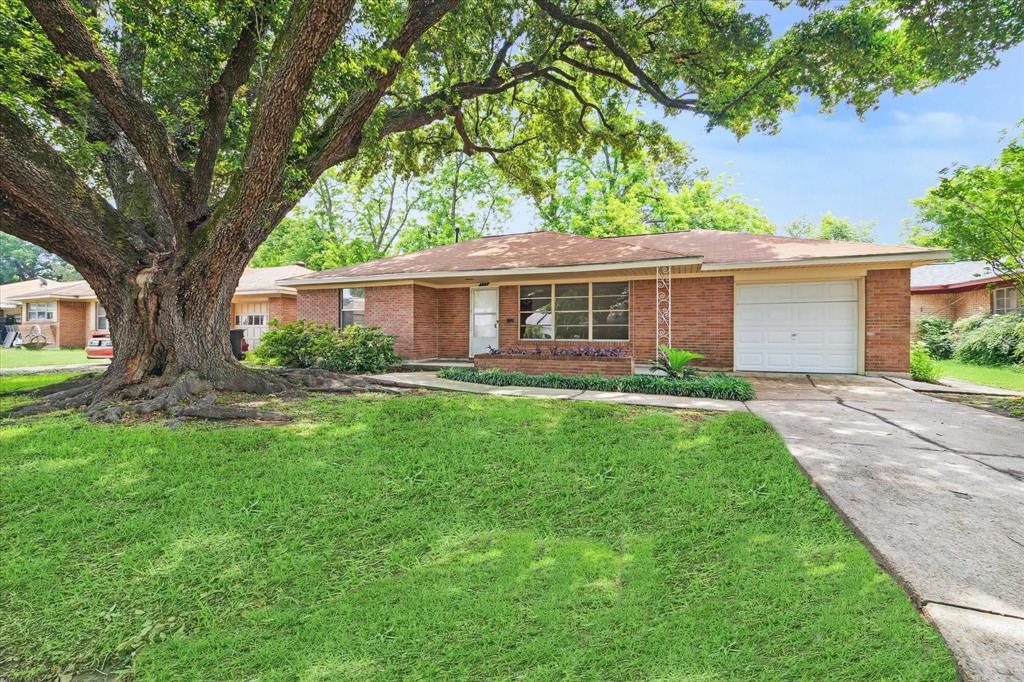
670, 276, 734, 369
268, 295, 297, 325
293, 270, 915, 375
296, 288, 340, 327
475, 354, 634, 376
911, 288, 994, 329
865, 268, 911, 374
55, 301, 89, 348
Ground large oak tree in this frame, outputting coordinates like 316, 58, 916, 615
1, 0, 1021, 415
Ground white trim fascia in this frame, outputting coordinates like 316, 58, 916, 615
275, 256, 704, 287
232, 289, 297, 297
701, 250, 951, 271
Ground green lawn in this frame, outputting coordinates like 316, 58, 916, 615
0, 376, 953, 680
935, 359, 1024, 391
0, 347, 107, 369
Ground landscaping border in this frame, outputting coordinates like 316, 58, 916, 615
439, 367, 755, 401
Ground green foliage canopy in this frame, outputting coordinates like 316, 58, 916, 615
909, 126, 1024, 291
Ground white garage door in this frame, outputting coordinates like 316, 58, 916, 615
234, 302, 269, 349
735, 280, 859, 373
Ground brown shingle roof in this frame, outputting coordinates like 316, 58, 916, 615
9, 279, 95, 301
286, 232, 698, 282
281, 230, 947, 285
608, 230, 939, 265
237, 264, 312, 294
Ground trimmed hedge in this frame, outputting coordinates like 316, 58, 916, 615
438, 367, 755, 401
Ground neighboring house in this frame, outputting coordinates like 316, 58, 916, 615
911, 261, 1020, 324
1, 278, 61, 323
278, 230, 949, 376
7, 264, 311, 349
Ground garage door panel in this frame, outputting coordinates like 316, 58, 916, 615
735, 281, 859, 373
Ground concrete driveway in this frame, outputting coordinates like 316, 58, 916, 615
748, 375, 1024, 681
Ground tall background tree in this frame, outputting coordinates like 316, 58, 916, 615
908, 126, 1024, 293
0, 233, 79, 283
786, 213, 876, 242
1, 0, 1022, 415
534, 140, 775, 236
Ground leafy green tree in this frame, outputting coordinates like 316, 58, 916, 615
0, 233, 79, 283
1, 0, 1021, 412
254, 154, 512, 267
909, 127, 1024, 292
537, 146, 773, 236
786, 213, 876, 242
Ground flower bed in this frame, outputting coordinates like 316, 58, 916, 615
440, 368, 755, 401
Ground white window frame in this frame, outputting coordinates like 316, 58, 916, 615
26, 302, 56, 321
95, 303, 109, 331
339, 287, 365, 329
993, 287, 1020, 315
518, 282, 629, 341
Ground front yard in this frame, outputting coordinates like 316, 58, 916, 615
935, 359, 1024, 391
0, 376, 953, 680
0, 348, 107, 370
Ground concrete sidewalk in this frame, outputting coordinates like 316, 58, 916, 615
373, 371, 748, 412
747, 374, 1024, 681
0, 362, 109, 376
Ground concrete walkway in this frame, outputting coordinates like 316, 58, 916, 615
747, 374, 1024, 681
0, 362, 109, 376
374, 371, 748, 412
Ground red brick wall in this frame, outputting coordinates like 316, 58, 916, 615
954, 288, 992, 319
296, 289, 339, 327
866, 268, 911, 373
475, 354, 633, 376
670, 276, 734, 369
437, 288, 469, 357
16, 321, 57, 347
364, 285, 415, 357
910, 292, 955, 328
57, 300, 89, 348
412, 285, 439, 359
268, 295, 297, 325
630, 279, 657, 361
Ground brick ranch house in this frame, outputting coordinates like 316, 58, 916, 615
3, 264, 311, 350
278, 230, 950, 377
911, 261, 1020, 325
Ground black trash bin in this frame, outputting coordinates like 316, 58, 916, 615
229, 328, 246, 360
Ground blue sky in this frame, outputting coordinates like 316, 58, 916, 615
656, 44, 1024, 245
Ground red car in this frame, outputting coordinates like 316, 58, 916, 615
85, 331, 113, 359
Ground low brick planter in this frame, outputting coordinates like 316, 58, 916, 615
474, 354, 634, 376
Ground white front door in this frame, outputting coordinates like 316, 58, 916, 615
234, 302, 269, 349
470, 288, 499, 356
734, 280, 859, 373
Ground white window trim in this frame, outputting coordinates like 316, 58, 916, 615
993, 287, 1020, 315
26, 301, 56, 321
339, 287, 365, 329
518, 282, 630, 342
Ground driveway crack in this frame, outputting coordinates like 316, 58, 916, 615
835, 398, 1024, 482
923, 600, 1024, 622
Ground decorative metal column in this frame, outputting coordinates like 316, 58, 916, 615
656, 265, 672, 356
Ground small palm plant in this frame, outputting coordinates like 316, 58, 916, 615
654, 346, 704, 379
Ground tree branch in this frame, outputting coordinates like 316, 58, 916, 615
23, 0, 190, 225
532, 0, 696, 110
0, 104, 145, 269
191, 8, 267, 212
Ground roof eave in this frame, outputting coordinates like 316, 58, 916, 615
276, 256, 704, 287
700, 249, 952, 271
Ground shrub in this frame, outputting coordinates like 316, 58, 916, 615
910, 344, 939, 383
339, 324, 402, 373
653, 346, 703, 379
439, 367, 755, 401
915, 317, 954, 359
953, 313, 1024, 365
253, 321, 399, 373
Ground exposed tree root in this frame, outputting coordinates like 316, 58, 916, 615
4, 366, 404, 423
